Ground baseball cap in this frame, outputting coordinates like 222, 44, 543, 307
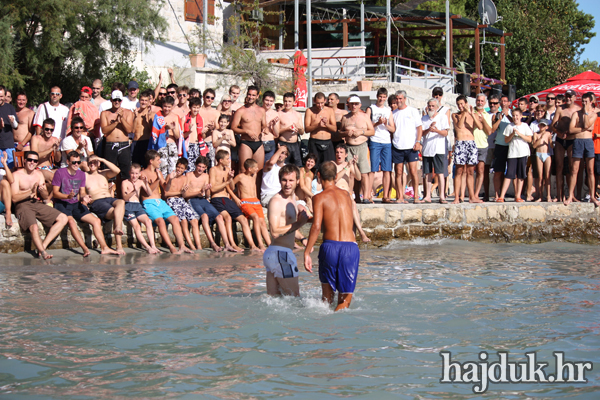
128, 81, 139, 90
529, 95, 539, 102
348, 95, 361, 104
539, 119, 551, 126
111, 90, 123, 100
565, 89, 576, 97
81, 86, 92, 96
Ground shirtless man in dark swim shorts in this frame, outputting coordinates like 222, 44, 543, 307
304, 161, 360, 311
231, 86, 267, 174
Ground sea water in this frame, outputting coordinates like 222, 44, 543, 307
0, 239, 598, 399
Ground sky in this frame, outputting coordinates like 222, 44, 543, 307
577, 0, 600, 64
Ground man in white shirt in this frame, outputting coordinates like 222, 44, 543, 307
121, 81, 141, 111
392, 90, 423, 203
421, 98, 449, 203
61, 117, 94, 169
33, 86, 70, 139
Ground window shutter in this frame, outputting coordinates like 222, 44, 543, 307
184, 0, 215, 24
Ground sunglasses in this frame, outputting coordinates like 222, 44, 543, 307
168, 91, 176, 95
50, 92, 61, 96
70, 160, 82, 165
158, 93, 167, 96
73, 126, 86, 130
43, 127, 55, 132
26, 158, 39, 163
178, 94, 188, 98
112, 99, 122, 102
205, 96, 215, 100
489, 102, 499, 105
530, 98, 539, 103
547, 97, 556, 100
222, 100, 232, 103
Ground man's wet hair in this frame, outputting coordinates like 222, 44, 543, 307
263, 91, 275, 101
283, 92, 295, 101
145, 149, 160, 164
335, 143, 348, 153
24, 150, 39, 159
71, 116, 85, 128
140, 89, 153, 99
314, 92, 326, 101
456, 95, 468, 104
67, 151, 81, 161
247, 85, 259, 94
215, 149, 229, 162
176, 157, 189, 168
189, 97, 202, 107
167, 83, 178, 90
43, 118, 55, 127
195, 156, 210, 167
203, 88, 216, 97
556, 94, 565, 102
177, 86, 189, 94
279, 164, 300, 181
244, 159, 258, 170
162, 96, 175, 106
319, 161, 337, 182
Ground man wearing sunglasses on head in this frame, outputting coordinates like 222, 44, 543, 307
100, 90, 134, 183
11, 151, 68, 259
552, 89, 581, 202
30, 118, 61, 186
33, 86, 69, 139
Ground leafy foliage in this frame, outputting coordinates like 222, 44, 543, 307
577, 59, 600, 75
0, 0, 167, 104
101, 54, 154, 99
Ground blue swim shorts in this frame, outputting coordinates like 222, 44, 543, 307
318, 240, 360, 294
143, 198, 176, 221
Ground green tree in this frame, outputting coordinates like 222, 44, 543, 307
576, 59, 600, 75
0, 0, 167, 104
101, 53, 154, 99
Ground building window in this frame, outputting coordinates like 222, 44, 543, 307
185, 0, 215, 24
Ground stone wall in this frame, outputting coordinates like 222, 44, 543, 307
2, 202, 599, 254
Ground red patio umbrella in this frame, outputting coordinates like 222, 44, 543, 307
292, 50, 308, 108
516, 70, 600, 106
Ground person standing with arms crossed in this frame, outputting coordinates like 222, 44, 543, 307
304, 161, 360, 312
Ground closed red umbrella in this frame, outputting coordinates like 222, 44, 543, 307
515, 71, 600, 106
293, 50, 308, 108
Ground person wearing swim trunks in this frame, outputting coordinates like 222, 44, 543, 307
52, 151, 118, 256
265, 164, 310, 296
452, 95, 484, 204
304, 161, 360, 311
100, 90, 134, 182
184, 156, 240, 252
261, 91, 279, 163
532, 119, 554, 202
274, 93, 304, 167
231, 86, 266, 173
85, 155, 127, 255
11, 151, 68, 259
566, 92, 599, 206
164, 158, 202, 250
209, 149, 259, 251
233, 158, 270, 251
121, 163, 162, 254
140, 150, 194, 254
305, 92, 337, 171
149, 96, 182, 178
552, 89, 581, 202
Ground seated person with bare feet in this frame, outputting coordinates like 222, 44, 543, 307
164, 158, 202, 251
185, 156, 239, 252
233, 159, 271, 251
140, 150, 193, 254
122, 163, 162, 254
264, 164, 310, 296
209, 150, 259, 251
11, 151, 68, 259
85, 155, 127, 255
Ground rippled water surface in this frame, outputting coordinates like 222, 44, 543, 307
0, 240, 599, 399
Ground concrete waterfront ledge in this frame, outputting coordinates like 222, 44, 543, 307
1, 201, 600, 254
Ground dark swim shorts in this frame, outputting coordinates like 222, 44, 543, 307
210, 196, 243, 219
318, 240, 360, 294
89, 197, 118, 221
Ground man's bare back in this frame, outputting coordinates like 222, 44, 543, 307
15, 107, 34, 148
316, 185, 356, 242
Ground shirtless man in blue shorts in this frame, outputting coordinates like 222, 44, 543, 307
304, 161, 360, 311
